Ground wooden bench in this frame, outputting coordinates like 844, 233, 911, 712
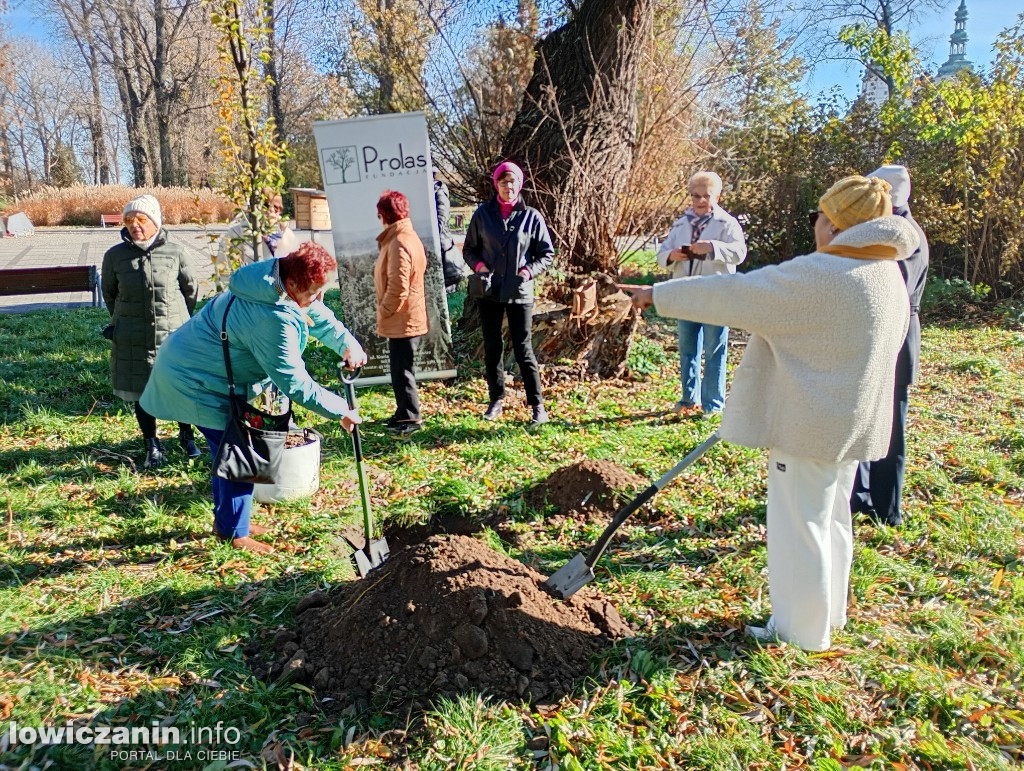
0, 266, 102, 307
100, 214, 123, 228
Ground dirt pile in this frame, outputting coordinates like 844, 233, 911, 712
526, 459, 644, 517
259, 535, 631, 708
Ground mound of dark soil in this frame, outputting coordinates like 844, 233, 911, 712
527, 459, 645, 517
261, 534, 631, 708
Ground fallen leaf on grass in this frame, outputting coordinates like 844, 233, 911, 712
967, 706, 994, 723
992, 568, 1004, 590
841, 754, 883, 767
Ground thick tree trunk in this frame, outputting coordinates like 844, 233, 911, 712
104, 20, 154, 186
56, 0, 112, 185
496, 0, 651, 377
502, 0, 652, 275
87, 51, 111, 184
114, 66, 151, 186
153, 0, 176, 186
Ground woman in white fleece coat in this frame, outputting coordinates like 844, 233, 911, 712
625, 175, 916, 651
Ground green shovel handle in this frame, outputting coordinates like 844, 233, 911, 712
341, 368, 373, 542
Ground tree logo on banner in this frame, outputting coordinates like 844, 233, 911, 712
323, 147, 360, 184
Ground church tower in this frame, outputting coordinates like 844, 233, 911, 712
938, 0, 974, 79
858, 67, 889, 107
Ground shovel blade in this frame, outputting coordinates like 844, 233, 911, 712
353, 548, 373, 577
543, 553, 595, 599
369, 537, 390, 566
352, 537, 391, 578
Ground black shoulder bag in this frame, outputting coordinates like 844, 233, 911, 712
212, 295, 293, 484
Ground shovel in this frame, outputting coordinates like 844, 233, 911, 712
340, 367, 390, 577
543, 432, 721, 599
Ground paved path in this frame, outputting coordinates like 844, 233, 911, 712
0, 226, 334, 313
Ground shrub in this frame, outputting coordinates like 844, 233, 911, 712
627, 335, 671, 378
0, 185, 234, 226
921, 277, 991, 317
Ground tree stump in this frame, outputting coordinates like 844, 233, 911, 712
457, 273, 638, 380
532, 273, 638, 379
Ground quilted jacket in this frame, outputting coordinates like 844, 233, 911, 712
101, 229, 198, 397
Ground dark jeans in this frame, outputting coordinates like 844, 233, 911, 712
134, 402, 192, 441
198, 426, 254, 539
851, 382, 909, 526
479, 298, 543, 406
388, 336, 421, 422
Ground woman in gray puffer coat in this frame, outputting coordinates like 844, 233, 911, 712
101, 195, 199, 469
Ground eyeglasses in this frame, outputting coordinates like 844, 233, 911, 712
124, 213, 151, 225
808, 210, 822, 228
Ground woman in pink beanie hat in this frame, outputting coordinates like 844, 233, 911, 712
463, 161, 554, 427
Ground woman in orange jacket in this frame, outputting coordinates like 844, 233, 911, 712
374, 189, 429, 435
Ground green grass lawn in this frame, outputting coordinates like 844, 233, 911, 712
1, 294, 1022, 769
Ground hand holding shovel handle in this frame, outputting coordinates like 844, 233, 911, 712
340, 366, 390, 575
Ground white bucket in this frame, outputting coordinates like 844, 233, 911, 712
253, 428, 321, 503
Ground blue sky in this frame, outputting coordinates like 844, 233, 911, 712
2, 0, 1015, 101
805, 0, 1016, 100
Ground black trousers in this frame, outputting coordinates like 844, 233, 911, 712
851, 382, 909, 526
388, 336, 421, 422
479, 298, 543, 406
134, 402, 192, 441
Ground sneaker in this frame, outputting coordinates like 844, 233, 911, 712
482, 401, 503, 421
744, 619, 783, 645
529, 405, 549, 427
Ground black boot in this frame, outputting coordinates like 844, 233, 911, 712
179, 427, 201, 459
144, 438, 164, 469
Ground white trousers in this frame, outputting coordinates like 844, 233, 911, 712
766, 448, 857, 651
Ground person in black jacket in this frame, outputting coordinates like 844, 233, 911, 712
463, 161, 554, 427
850, 165, 929, 526
433, 169, 467, 291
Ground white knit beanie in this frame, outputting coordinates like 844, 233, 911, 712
867, 165, 911, 210
122, 195, 163, 231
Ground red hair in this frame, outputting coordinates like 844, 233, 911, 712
376, 190, 410, 225
278, 242, 337, 290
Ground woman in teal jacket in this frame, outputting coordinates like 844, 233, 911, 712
141, 242, 366, 553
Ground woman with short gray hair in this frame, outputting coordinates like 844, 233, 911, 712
656, 170, 747, 416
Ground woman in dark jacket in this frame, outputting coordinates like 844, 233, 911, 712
463, 161, 554, 427
101, 195, 199, 469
